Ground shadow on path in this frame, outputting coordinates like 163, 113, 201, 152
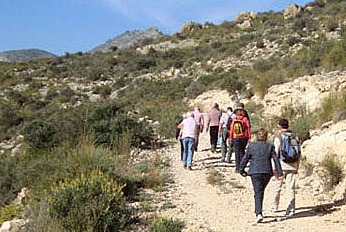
261, 195, 346, 223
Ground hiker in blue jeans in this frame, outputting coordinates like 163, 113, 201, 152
240, 128, 283, 223
178, 112, 198, 170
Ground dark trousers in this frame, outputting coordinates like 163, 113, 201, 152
209, 126, 219, 151
234, 138, 248, 171
180, 138, 183, 161
250, 174, 272, 215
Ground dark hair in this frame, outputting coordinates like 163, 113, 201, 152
237, 102, 245, 108
278, 119, 289, 129
256, 128, 268, 141
227, 107, 233, 111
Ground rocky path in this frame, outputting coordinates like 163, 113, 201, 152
159, 130, 346, 232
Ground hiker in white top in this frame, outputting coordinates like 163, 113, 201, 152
218, 107, 235, 163
271, 119, 300, 217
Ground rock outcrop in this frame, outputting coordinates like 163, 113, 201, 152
136, 39, 198, 55
301, 120, 346, 200
234, 11, 256, 29
188, 90, 236, 112
181, 22, 203, 34
256, 71, 346, 117
284, 4, 302, 20
0, 220, 27, 232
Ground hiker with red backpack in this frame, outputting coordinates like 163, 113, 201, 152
271, 119, 301, 217
206, 103, 221, 153
233, 102, 251, 128
218, 107, 235, 163
230, 105, 251, 173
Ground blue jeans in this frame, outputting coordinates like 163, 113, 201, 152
251, 174, 272, 215
182, 137, 195, 167
234, 138, 248, 171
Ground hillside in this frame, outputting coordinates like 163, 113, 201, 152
0, 49, 56, 63
0, 0, 345, 231
91, 27, 164, 52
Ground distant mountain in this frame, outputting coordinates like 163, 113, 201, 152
0, 49, 56, 63
91, 27, 164, 53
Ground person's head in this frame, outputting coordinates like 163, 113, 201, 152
213, 103, 219, 110
237, 102, 245, 109
278, 118, 289, 130
188, 111, 194, 118
236, 108, 245, 116
256, 128, 268, 141
227, 107, 233, 114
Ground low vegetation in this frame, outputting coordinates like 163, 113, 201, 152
149, 217, 185, 232
320, 152, 344, 192
0, 0, 345, 229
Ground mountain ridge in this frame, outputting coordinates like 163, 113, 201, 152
0, 48, 56, 63
91, 27, 164, 52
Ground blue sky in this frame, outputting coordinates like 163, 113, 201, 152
0, 0, 313, 55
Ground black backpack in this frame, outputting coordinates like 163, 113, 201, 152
226, 115, 232, 131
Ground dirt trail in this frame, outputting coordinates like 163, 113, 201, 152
160, 129, 346, 232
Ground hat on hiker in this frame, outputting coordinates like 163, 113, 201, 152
185, 111, 193, 118
235, 102, 244, 111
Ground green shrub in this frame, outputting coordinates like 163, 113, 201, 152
318, 91, 346, 124
186, 81, 206, 99
290, 114, 315, 143
0, 156, 20, 208
59, 87, 75, 103
320, 152, 344, 191
286, 35, 301, 47
0, 200, 23, 225
88, 101, 154, 148
321, 42, 346, 71
326, 20, 339, 32
46, 170, 132, 232
217, 71, 245, 94
92, 85, 112, 98
22, 120, 57, 150
149, 217, 185, 232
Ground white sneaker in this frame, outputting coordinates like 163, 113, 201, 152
256, 214, 263, 223
285, 211, 294, 217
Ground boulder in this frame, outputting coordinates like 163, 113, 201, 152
0, 219, 26, 232
89, 94, 103, 102
181, 22, 202, 34
284, 4, 302, 20
234, 11, 256, 23
237, 20, 252, 29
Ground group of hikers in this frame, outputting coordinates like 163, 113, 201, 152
176, 103, 301, 223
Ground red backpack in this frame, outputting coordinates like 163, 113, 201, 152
233, 118, 246, 138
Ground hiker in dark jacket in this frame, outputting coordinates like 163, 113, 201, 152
239, 128, 283, 223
